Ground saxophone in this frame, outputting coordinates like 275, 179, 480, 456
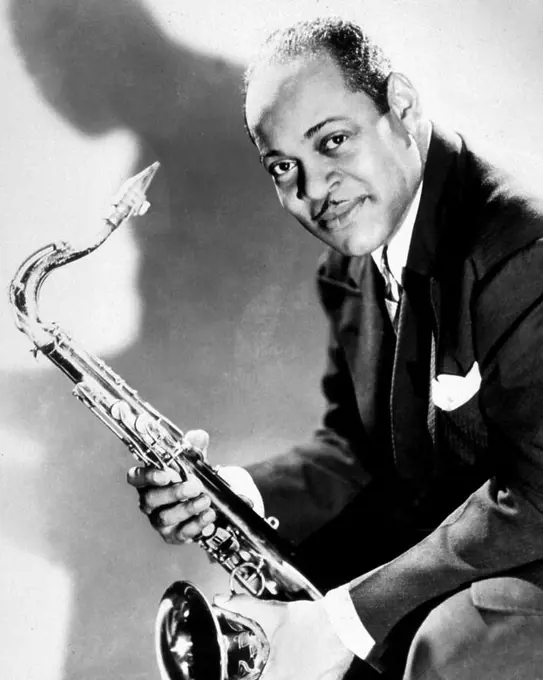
9, 164, 322, 680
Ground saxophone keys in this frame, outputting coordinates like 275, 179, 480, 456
111, 400, 136, 428
266, 516, 280, 530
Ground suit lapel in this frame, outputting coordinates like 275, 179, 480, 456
341, 256, 396, 456
390, 126, 463, 479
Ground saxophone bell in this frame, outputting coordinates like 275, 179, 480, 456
156, 581, 269, 680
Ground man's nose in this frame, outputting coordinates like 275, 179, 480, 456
296, 164, 338, 202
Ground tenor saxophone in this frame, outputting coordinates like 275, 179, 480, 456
9, 163, 321, 680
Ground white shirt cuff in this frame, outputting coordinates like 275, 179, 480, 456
322, 585, 375, 660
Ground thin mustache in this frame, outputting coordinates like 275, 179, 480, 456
312, 198, 345, 221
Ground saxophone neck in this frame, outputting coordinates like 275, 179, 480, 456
64, 159, 161, 259
9, 162, 161, 349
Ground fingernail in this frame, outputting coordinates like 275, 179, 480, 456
201, 524, 215, 538
201, 509, 216, 523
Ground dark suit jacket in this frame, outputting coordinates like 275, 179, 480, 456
247, 126, 543, 646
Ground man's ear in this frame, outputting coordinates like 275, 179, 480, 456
385, 72, 421, 135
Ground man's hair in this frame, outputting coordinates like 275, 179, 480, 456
243, 17, 392, 114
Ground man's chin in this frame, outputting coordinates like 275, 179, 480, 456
304, 219, 385, 257
326, 231, 378, 258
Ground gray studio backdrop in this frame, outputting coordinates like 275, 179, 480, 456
2, 1, 543, 679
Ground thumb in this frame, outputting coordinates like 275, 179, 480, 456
184, 429, 210, 459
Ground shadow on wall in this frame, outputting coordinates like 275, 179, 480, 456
6, 1, 325, 678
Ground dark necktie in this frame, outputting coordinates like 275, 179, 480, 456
381, 246, 402, 330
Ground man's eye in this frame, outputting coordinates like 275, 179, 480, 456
269, 160, 296, 179
322, 133, 348, 152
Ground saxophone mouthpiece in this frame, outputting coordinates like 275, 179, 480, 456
132, 161, 161, 200
107, 161, 161, 226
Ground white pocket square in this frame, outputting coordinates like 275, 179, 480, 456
431, 361, 481, 412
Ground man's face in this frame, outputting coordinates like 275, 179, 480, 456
245, 53, 424, 257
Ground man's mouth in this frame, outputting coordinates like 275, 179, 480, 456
316, 198, 367, 232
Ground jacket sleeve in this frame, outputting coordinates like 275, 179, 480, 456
245, 322, 372, 544
348, 240, 543, 644
245, 252, 377, 545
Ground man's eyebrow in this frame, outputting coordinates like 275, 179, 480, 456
260, 149, 279, 162
304, 116, 347, 140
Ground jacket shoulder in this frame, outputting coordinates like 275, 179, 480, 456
455, 144, 543, 363
459, 141, 543, 276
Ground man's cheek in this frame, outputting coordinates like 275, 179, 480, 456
277, 189, 290, 210
279, 195, 301, 220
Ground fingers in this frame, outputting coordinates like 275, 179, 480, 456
137, 475, 205, 514
127, 465, 217, 545
159, 507, 217, 544
127, 465, 183, 489
126, 426, 213, 547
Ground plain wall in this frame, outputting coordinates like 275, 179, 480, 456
2, 1, 543, 678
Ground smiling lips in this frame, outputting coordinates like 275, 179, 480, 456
316, 198, 366, 232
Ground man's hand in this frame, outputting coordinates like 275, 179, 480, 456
216, 594, 354, 680
126, 429, 264, 544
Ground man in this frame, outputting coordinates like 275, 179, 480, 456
128, 18, 543, 679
